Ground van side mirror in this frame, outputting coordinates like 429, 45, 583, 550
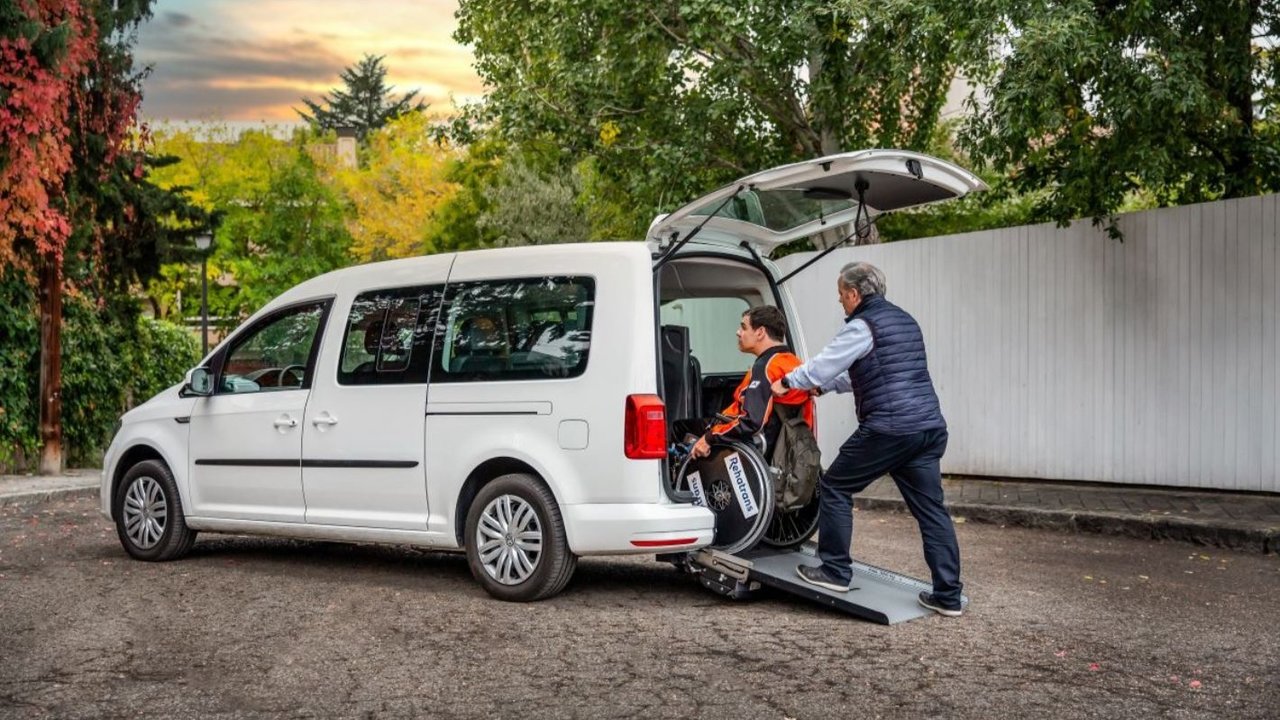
180, 367, 214, 397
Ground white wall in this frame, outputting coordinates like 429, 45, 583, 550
775, 194, 1279, 493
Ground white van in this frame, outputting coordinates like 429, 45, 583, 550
101, 150, 984, 602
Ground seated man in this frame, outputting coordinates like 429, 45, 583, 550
690, 306, 814, 460
353, 317, 386, 374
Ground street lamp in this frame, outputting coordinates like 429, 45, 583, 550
194, 233, 212, 356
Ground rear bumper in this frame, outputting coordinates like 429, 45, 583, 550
561, 502, 715, 556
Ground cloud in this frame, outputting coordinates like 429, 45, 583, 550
162, 12, 196, 28
134, 0, 483, 121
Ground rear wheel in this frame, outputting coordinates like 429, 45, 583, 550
464, 473, 576, 602
113, 459, 197, 561
762, 494, 820, 548
673, 441, 775, 554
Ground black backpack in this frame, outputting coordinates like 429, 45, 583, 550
770, 403, 822, 510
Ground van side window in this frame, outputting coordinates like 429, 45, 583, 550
432, 276, 594, 382
219, 302, 328, 394
338, 285, 445, 385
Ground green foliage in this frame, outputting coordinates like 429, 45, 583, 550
59, 300, 132, 466
960, 0, 1280, 233
326, 112, 460, 261
216, 152, 353, 318
422, 135, 505, 253
297, 54, 427, 142
60, 306, 200, 467
455, 0, 1001, 233
0, 269, 39, 467
476, 158, 593, 246
147, 126, 355, 326
0, 268, 199, 470
130, 317, 202, 406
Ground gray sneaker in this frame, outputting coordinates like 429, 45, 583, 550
796, 564, 851, 592
917, 591, 963, 617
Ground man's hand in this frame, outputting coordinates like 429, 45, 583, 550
690, 435, 711, 459
770, 379, 788, 397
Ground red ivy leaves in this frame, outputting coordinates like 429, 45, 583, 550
0, 0, 139, 265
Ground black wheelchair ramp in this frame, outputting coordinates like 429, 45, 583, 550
688, 543, 965, 625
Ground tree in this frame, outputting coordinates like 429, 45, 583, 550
325, 112, 459, 261
455, 0, 999, 233
960, 0, 1280, 232
217, 152, 352, 317
475, 158, 593, 247
297, 54, 427, 142
1, 0, 176, 473
147, 125, 354, 324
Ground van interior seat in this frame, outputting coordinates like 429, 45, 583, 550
660, 324, 702, 421
452, 315, 511, 373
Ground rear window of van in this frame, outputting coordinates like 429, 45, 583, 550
432, 276, 594, 382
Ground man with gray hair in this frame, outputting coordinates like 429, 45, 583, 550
770, 261, 963, 617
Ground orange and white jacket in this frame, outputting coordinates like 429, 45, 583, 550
707, 345, 814, 452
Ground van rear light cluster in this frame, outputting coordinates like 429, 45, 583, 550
624, 394, 667, 459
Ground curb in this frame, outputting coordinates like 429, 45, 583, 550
0, 485, 98, 508
854, 497, 1279, 554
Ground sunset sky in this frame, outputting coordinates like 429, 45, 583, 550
134, 0, 485, 124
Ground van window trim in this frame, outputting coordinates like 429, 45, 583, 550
335, 283, 447, 387
430, 274, 598, 384
210, 296, 335, 396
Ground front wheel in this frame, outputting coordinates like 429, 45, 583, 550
464, 473, 577, 601
113, 459, 198, 561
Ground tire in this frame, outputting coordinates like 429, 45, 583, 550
761, 494, 820, 548
464, 473, 577, 602
673, 440, 775, 554
113, 459, 198, 561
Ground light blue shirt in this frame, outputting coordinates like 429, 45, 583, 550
785, 317, 874, 394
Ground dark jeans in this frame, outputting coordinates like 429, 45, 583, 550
816, 425, 963, 608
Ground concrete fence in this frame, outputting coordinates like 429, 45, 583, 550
775, 193, 1279, 494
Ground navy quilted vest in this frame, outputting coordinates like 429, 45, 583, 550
848, 294, 946, 434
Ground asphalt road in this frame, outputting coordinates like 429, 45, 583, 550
1, 494, 1277, 719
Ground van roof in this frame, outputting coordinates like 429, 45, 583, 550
268, 241, 657, 309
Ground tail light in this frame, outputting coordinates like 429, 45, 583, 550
624, 394, 667, 459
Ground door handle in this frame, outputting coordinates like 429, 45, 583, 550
273, 416, 298, 429
312, 412, 339, 427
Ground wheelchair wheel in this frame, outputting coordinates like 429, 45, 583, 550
761, 492, 820, 548
673, 441, 775, 555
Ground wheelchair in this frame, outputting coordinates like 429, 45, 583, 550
669, 425, 820, 554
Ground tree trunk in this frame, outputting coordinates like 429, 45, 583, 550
38, 254, 63, 476
1221, 0, 1258, 198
